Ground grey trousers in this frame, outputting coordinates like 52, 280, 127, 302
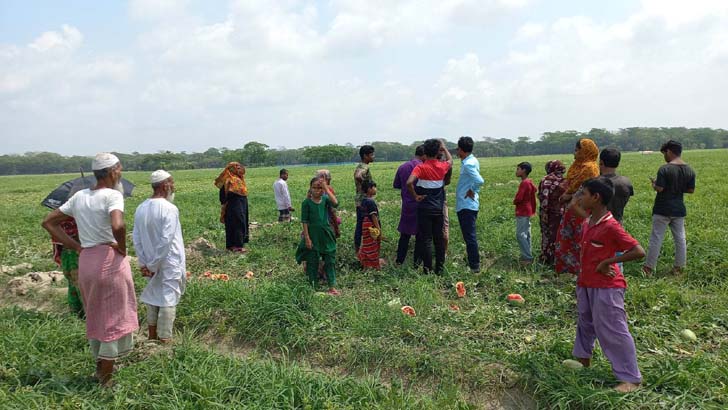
645, 214, 686, 269
516, 216, 533, 261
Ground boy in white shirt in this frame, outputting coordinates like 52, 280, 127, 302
273, 169, 294, 222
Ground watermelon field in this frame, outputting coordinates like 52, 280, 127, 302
1, 149, 727, 409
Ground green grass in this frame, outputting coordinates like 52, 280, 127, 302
1, 149, 727, 408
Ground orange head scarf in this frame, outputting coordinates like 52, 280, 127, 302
565, 138, 599, 194
214, 162, 248, 196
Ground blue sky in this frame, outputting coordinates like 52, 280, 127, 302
1, 0, 726, 155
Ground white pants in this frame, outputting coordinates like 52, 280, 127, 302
645, 214, 686, 269
146, 304, 177, 340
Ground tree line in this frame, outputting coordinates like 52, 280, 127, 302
2, 127, 726, 175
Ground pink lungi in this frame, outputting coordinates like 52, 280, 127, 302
79, 245, 139, 342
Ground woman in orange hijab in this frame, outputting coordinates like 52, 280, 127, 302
554, 138, 599, 274
215, 162, 250, 253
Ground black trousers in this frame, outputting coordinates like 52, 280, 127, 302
414, 208, 445, 273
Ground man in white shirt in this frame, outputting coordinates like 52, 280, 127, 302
273, 168, 294, 222
132, 170, 186, 343
42, 152, 138, 387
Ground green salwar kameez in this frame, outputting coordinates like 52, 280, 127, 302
295, 196, 337, 288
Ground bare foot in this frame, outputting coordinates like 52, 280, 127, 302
671, 266, 684, 275
642, 265, 653, 276
577, 357, 591, 368
327, 288, 341, 296
614, 382, 640, 393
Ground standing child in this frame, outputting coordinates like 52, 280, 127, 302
358, 181, 384, 269
513, 162, 537, 265
296, 176, 340, 295
572, 177, 645, 393
273, 169, 294, 222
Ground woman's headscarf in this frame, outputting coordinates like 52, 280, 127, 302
565, 138, 599, 194
214, 162, 248, 196
539, 160, 566, 211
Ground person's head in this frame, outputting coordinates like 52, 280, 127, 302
457, 136, 474, 159
545, 160, 566, 175
660, 140, 682, 162
361, 180, 377, 197
150, 170, 175, 202
359, 145, 375, 163
309, 176, 324, 199
574, 138, 599, 162
414, 144, 425, 160
580, 177, 614, 211
599, 148, 621, 170
279, 168, 289, 181
516, 162, 532, 178
422, 138, 441, 159
316, 169, 331, 184
92, 153, 123, 191
225, 162, 245, 178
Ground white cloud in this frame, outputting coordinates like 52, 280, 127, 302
28, 25, 83, 53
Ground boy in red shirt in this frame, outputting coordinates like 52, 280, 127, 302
513, 162, 537, 264
572, 177, 646, 393
406, 138, 453, 274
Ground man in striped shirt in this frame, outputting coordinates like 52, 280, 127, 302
406, 139, 453, 274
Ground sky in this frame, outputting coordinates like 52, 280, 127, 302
1, 0, 727, 156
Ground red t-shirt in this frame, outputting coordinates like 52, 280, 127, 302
411, 159, 451, 211
578, 212, 640, 288
513, 179, 537, 217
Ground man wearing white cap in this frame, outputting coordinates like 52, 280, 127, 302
42, 153, 138, 387
132, 170, 186, 344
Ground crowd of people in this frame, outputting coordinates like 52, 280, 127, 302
40, 138, 696, 391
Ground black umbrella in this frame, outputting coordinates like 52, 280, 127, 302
41, 175, 136, 209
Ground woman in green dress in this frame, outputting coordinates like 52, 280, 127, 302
295, 176, 340, 295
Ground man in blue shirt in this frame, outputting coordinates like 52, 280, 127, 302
455, 137, 484, 273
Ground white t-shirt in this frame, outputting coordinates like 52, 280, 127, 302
59, 188, 125, 248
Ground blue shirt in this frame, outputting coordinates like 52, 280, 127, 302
455, 154, 484, 212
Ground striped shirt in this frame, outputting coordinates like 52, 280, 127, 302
411, 159, 451, 211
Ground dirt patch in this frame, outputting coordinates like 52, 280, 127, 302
186, 237, 224, 257
2, 271, 67, 312
1, 262, 33, 275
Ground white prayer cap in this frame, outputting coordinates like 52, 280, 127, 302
92, 153, 120, 170
150, 170, 172, 184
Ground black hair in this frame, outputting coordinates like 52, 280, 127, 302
599, 148, 621, 168
422, 139, 440, 158
279, 168, 288, 176
582, 177, 614, 205
309, 177, 320, 187
415, 145, 425, 157
660, 140, 682, 156
361, 180, 377, 192
359, 145, 375, 160
517, 161, 532, 175
457, 136, 474, 153
575, 140, 581, 150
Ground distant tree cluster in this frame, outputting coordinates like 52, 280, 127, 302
2, 127, 726, 175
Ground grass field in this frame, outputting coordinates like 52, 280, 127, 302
1, 149, 727, 409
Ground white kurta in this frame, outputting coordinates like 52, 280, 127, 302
132, 198, 186, 307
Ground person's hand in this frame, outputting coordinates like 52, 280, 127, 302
415, 194, 426, 202
110, 242, 126, 256
559, 193, 572, 204
596, 260, 616, 277
305, 237, 313, 250
465, 189, 475, 199
140, 266, 154, 277
289, 207, 295, 212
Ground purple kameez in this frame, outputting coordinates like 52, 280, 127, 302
393, 158, 422, 235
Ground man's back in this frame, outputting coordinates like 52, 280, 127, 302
653, 163, 696, 217
603, 174, 634, 222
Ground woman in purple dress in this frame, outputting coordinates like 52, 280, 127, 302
392, 145, 424, 265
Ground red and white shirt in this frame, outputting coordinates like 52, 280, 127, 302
578, 211, 640, 289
